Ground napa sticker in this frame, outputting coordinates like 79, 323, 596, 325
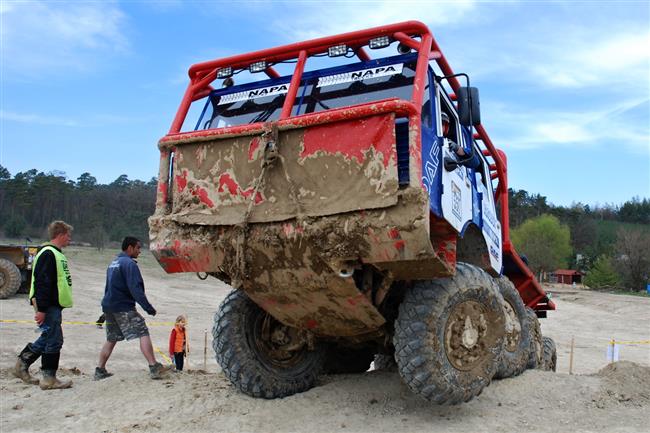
317, 64, 404, 88
218, 84, 290, 105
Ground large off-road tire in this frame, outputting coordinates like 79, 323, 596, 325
323, 345, 374, 374
393, 263, 506, 404
526, 308, 543, 369
540, 336, 557, 372
213, 290, 325, 398
372, 353, 397, 372
493, 277, 533, 379
0, 258, 21, 299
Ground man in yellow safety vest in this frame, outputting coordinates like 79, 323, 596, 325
13, 220, 74, 390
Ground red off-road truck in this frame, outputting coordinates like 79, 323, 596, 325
149, 21, 556, 403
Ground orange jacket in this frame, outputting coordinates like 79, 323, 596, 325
169, 325, 188, 356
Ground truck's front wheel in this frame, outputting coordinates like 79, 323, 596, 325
394, 263, 505, 404
540, 336, 557, 372
213, 290, 325, 398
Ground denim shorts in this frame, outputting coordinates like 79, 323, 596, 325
104, 310, 149, 342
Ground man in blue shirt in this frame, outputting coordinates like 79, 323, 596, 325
94, 237, 170, 380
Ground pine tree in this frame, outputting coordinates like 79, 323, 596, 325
584, 255, 620, 289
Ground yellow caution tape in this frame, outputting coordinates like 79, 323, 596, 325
154, 345, 173, 365
608, 339, 650, 346
0, 319, 175, 326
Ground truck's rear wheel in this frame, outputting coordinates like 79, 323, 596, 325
213, 290, 325, 399
394, 263, 505, 404
372, 353, 397, 371
493, 277, 533, 379
540, 336, 557, 372
0, 258, 21, 299
526, 308, 543, 369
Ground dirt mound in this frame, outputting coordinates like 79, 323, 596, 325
591, 361, 650, 408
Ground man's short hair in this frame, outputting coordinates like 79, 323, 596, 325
48, 221, 73, 240
121, 236, 141, 251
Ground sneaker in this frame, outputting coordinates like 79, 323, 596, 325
149, 362, 172, 380
94, 367, 113, 381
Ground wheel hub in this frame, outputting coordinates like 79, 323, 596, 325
461, 316, 479, 348
444, 300, 491, 371
253, 312, 309, 367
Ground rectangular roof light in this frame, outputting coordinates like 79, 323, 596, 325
328, 44, 348, 57
369, 36, 391, 49
249, 61, 267, 73
217, 67, 233, 78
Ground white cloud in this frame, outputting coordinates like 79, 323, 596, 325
487, 98, 650, 155
0, 110, 155, 127
1, 1, 129, 77
269, 1, 478, 41
0, 110, 79, 127
527, 30, 650, 89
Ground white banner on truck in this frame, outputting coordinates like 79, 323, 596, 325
317, 63, 404, 88
218, 84, 290, 105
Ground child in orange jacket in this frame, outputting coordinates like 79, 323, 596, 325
169, 315, 189, 371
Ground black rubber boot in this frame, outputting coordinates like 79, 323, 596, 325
13, 344, 41, 385
40, 352, 72, 390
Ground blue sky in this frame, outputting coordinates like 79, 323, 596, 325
1, 0, 648, 207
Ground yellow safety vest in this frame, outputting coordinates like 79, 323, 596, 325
28, 245, 73, 308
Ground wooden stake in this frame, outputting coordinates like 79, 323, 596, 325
203, 329, 208, 371
569, 336, 575, 375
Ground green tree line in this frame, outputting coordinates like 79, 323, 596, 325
0, 165, 156, 248
508, 189, 649, 291
1, 166, 647, 289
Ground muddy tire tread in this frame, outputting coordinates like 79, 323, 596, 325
212, 290, 324, 399
393, 263, 505, 404
0, 258, 21, 299
526, 308, 543, 369
540, 336, 557, 372
494, 277, 534, 379
373, 354, 397, 372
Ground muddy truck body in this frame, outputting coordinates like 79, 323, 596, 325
149, 21, 556, 403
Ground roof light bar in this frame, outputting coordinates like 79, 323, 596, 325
369, 36, 391, 49
217, 67, 233, 78
249, 61, 267, 73
328, 44, 348, 57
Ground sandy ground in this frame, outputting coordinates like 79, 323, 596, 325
1, 246, 649, 433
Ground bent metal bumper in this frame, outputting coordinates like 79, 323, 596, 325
150, 186, 454, 337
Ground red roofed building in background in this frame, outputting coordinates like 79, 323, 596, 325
552, 269, 583, 285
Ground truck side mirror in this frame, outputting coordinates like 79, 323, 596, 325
457, 87, 481, 126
